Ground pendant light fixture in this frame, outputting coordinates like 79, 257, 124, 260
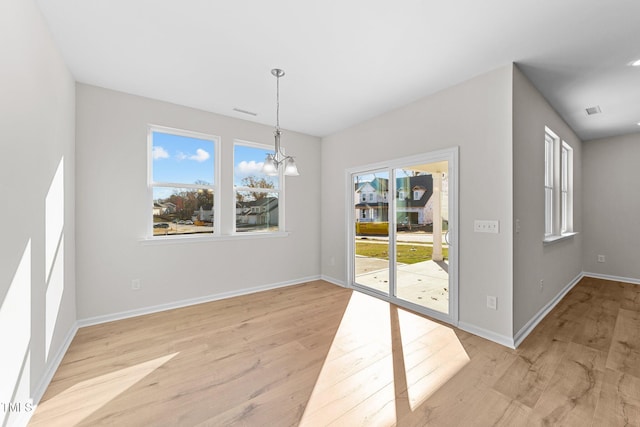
262, 68, 299, 176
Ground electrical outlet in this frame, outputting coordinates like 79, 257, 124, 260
132, 279, 141, 290
540, 279, 544, 292
474, 220, 500, 234
487, 296, 497, 310
515, 219, 521, 234
597, 255, 605, 263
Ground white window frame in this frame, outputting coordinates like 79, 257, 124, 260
544, 127, 574, 243
233, 139, 285, 234
544, 131, 555, 237
147, 125, 220, 239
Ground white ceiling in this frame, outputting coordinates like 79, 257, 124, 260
36, 0, 640, 140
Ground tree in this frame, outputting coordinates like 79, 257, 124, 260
239, 176, 274, 201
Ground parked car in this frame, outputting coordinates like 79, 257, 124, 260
185, 220, 194, 225
154, 223, 170, 229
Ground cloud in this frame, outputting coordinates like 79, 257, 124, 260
189, 148, 210, 162
152, 146, 170, 160
176, 149, 210, 162
236, 160, 264, 176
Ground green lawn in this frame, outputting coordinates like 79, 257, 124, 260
355, 241, 448, 264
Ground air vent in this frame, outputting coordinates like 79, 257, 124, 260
233, 108, 257, 116
585, 106, 602, 115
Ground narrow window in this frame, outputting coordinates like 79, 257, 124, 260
544, 131, 554, 236
544, 127, 573, 240
561, 142, 573, 233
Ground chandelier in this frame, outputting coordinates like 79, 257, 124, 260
262, 68, 299, 176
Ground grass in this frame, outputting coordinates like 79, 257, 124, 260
355, 241, 448, 264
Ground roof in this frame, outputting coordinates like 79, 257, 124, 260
396, 175, 433, 208
237, 197, 278, 211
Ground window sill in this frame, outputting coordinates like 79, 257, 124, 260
543, 232, 578, 246
140, 231, 290, 245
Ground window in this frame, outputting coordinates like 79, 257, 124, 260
149, 126, 219, 237
544, 127, 573, 241
234, 141, 281, 233
544, 132, 554, 236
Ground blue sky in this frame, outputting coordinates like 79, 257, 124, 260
233, 144, 278, 187
152, 131, 214, 185
152, 132, 277, 200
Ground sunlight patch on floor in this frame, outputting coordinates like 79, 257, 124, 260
34, 353, 179, 425
397, 308, 469, 410
299, 291, 468, 426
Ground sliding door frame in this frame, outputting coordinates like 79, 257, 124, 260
346, 147, 459, 326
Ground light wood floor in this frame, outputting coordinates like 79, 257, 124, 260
29, 277, 640, 426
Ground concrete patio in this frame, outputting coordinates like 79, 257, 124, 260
354, 256, 449, 313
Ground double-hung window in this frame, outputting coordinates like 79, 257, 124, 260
544, 132, 554, 236
233, 140, 282, 233
149, 126, 219, 237
561, 143, 570, 233
544, 127, 573, 241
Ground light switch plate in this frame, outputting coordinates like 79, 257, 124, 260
474, 220, 499, 233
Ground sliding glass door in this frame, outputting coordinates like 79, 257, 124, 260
350, 149, 458, 324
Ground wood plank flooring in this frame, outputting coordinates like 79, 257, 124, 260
29, 277, 640, 426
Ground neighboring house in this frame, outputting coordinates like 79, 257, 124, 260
396, 175, 434, 225
193, 205, 214, 222
355, 174, 448, 225
153, 201, 177, 216
236, 197, 279, 226
354, 177, 390, 222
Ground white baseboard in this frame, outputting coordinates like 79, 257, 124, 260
583, 272, 640, 286
513, 272, 584, 348
457, 321, 515, 349
78, 276, 322, 328
320, 275, 348, 288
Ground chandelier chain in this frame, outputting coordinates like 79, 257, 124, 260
276, 73, 280, 131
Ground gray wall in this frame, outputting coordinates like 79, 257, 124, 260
321, 66, 515, 341
583, 133, 640, 281
0, 0, 76, 424
512, 66, 583, 334
75, 84, 321, 319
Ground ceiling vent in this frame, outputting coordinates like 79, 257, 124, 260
233, 107, 257, 116
585, 105, 602, 115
